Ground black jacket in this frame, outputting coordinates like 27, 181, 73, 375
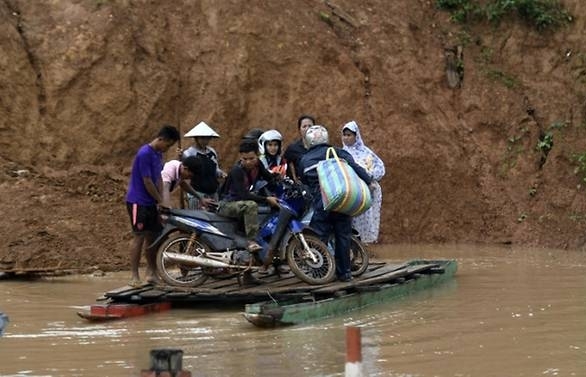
220, 161, 278, 203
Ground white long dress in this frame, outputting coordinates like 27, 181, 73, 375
342, 121, 386, 243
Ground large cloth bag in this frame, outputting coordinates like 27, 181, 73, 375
317, 147, 372, 216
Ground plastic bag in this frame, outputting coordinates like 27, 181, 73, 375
316, 147, 372, 216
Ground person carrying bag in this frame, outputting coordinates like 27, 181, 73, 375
298, 125, 374, 282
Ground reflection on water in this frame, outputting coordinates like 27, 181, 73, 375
1, 244, 585, 376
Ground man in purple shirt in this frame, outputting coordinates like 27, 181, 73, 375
126, 125, 180, 286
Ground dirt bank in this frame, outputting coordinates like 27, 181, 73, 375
1, 0, 586, 272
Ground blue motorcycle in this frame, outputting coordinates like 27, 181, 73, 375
153, 179, 336, 286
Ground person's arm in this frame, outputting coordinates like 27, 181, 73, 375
161, 181, 173, 208
143, 176, 163, 204
283, 144, 299, 182
338, 149, 373, 185
259, 162, 280, 184
297, 157, 305, 183
179, 180, 199, 198
216, 167, 227, 179
138, 153, 163, 204
230, 168, 275, 204
180, 180, 215, 209
289, 163, 300, 183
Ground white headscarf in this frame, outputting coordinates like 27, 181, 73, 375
342, 121, 385, 181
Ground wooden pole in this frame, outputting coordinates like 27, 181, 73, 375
0, 312, 8, 336
140, 348, 192, 377
345, 326, 363, 377
176, 80, 186, 209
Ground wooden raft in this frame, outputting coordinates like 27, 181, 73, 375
99, 261, 443, 306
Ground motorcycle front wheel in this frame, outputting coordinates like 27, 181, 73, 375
156, 233, 209, 287
286, 233, 336, 285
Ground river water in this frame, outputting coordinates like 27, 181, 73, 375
0, 244, 585, 377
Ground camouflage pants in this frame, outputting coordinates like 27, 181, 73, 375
217, 200, 259, 240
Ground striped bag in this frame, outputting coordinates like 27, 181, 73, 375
317, 147, 372, 216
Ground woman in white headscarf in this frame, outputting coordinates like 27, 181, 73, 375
341, 120, 385, 244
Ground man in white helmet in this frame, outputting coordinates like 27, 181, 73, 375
298, 125, 375, 282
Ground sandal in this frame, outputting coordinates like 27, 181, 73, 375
276, 264, 290, 274
128, 279, 142, 288
257, 265, 275, 276
146, 276, 162, 285
247, 241, 263, 253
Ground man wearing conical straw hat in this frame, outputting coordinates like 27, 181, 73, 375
181, 121, 226, 210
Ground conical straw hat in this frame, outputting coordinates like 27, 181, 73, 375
184, 121, 220, 138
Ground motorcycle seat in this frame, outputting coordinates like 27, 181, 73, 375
169, 207, 273, 224
169, 208, 232, 223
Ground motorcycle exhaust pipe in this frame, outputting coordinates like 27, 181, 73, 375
163, 252, 245, 269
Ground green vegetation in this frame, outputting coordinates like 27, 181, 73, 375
456, 30, 473, 46
484, 68, 520, 88
95, 0, 110, 8
436, 0, 572, 31
548, 120, 568, 131
499, 127, 528, 177
536, 132, 553, 154
319, 11, 334, 27
476, 46, 521, 88
572, 152, 586, 183
508, 127, 528, 146
535, 121, 567, 155
569, 212, 586, 222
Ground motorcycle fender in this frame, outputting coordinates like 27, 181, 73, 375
278, 223, 320, 258
288, 219, 305, 234
289, 220, 319, 237
149, 223, 179, 250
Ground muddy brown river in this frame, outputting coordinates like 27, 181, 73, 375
1, 244, 585, 376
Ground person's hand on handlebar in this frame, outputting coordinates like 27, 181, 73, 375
200, 197, 218, 211
157, 203, 171, 214
265, 196, 279, 208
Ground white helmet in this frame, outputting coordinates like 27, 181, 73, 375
304, 125, 329, 148
258, 129, 283, 155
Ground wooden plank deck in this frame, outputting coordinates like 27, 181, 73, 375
101, 261, 440, 305
243, 260, 457, 327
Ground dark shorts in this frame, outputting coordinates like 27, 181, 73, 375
126, 202, 162, 234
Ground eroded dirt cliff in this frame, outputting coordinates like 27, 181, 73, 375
1, 0, 586, 271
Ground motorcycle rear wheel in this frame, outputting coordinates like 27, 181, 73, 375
156, 233, 209, 287
286, 233, 336, 285
326, 235, 370, 276
349, 236, 369, 276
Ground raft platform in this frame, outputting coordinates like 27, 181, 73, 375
78, 259, 457, 325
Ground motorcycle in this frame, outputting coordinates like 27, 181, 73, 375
153, 178, 336, 287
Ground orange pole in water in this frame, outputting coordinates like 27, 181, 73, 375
345, 326, 363, 377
